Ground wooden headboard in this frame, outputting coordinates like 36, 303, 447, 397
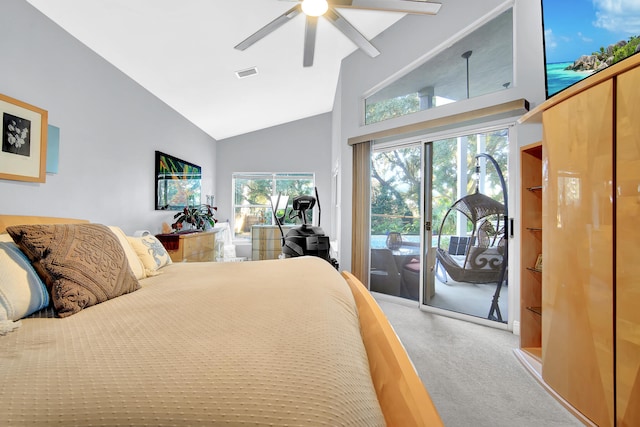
0, 215, 88, 233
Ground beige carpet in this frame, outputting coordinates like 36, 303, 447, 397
376, 298, 584, 427
428, 279, 508, 322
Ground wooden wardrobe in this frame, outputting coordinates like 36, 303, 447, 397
516, 54, 640, 427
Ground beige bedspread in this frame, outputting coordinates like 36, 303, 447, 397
0, 256, 385, 426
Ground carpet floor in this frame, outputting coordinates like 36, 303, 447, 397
428, 280, 508, 322
376, 297, 584, 427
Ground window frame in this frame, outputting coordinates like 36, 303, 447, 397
231, 172, 316, 240
363, 6, 514, 126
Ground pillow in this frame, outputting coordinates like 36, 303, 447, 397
466, 246, 503, 270
108, 226, 146, 280
127, 235, 172, 276
0, 241, 50, 334
6, 224, 140, 318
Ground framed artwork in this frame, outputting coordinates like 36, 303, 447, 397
0, 93, 48, 183
155, 151, 202, 210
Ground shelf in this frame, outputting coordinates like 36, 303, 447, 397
521, 347, 543, 363
527, 306, 542, 316
520, 142, 544, 357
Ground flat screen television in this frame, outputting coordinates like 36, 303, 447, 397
541, 0, 640, 98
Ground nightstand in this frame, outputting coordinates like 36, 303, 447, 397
156, 230, 218, 262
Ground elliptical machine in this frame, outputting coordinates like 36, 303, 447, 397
270, 188, 339, 270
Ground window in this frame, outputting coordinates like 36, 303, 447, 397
365, 8, 513, 125
232, 173, 315, 239
370, 145, 422, 239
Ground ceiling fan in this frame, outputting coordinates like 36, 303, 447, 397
234, 0, 442, 67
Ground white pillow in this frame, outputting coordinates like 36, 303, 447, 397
127, 235, 172, 276
108, 226, 147, 280
0, 241, 50, 334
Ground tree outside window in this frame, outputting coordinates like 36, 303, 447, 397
232, 173, 315, 239
370, 129, 508, 242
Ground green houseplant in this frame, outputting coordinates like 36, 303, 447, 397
171, 204, 217, 232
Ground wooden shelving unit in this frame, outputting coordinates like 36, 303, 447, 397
513, 53, 640, 427
519, 142, 543, 361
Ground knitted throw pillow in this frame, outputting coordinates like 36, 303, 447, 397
6, 223, 140, 317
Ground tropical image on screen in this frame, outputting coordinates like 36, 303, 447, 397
542, 0, 640, 98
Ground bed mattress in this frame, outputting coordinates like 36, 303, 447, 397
0, 257, 385, 426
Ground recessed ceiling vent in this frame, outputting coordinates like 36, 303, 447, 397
235, 67, 258, 79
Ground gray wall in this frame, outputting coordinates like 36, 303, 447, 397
216, 113, 333, 256
0, 0, 216, 234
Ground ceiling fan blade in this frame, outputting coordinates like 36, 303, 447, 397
325, 8, 380, 58
333, 0, 441, 15
303, 16, 318, 67
234, 4, 303, 51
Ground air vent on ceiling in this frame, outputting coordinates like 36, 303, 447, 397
235, 67, 258, 79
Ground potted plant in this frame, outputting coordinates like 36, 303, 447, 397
172, 204, 217, 232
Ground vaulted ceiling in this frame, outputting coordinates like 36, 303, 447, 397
25, 0, 424, 140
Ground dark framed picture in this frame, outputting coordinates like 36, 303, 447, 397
0, 93, 48, 183
155, 151, 202, 210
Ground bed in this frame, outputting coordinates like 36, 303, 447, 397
0, 215, 442, 426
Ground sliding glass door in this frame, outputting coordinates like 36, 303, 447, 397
368, 127, 509, 324
424, 129, 509, 323
369, 144, 423, 301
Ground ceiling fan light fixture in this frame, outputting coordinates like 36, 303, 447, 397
301, 0, 329, 17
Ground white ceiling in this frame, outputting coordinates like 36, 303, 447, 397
26, 0, 413, 140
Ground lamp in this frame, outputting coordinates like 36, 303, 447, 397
301, 0, 329, 16
461, 50, 472, 99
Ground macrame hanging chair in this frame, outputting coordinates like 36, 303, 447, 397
434, 153, 509, 322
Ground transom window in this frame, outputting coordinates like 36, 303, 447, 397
232, 172, 315, 239
365, 8, 513, 125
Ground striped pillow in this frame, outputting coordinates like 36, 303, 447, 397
0, 241, 49, 333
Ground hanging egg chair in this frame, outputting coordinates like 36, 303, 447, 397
434, 153, 508, 322
435, 192, 505, 283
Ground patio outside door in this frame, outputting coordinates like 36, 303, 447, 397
369, 144, 423, 301
423, 129, 509, 323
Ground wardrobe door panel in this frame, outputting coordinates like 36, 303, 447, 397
541, 79, 614, 427
616, 65, 640, 427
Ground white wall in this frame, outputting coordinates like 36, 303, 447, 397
216, 113, 333, 255
0, 0, 216, 235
